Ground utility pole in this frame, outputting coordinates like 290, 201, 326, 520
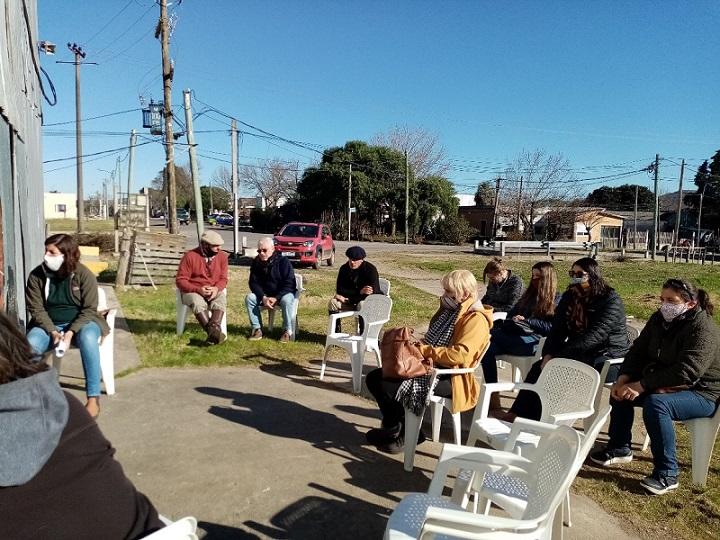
697, 181, 707, 247
492, 177, 501, 239
231, 119, 239, 257
183, 89, 204, 240
651, 154, 660, 260
347, 164, 352, 242
127, 129, 137, 206
633, 184, 638, 249
515, 175, 524, 233
208, 179, 213, 214
404, 150, 409, 245
673, 159, 685, 247
157, 0, 177, 233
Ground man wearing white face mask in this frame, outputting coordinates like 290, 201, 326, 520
25, 234, 110, 418
591, 278, 720, 495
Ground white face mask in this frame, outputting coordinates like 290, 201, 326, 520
659, 302, 689, 322
441, 294, 460, 310
569, 276, 588, 286
44, 254, 64, 272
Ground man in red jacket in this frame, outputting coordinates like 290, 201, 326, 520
176, 230, 229, 344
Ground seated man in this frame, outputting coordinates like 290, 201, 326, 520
246, 237, 297, 343
176, 230, 228, 344
328, 246, 381, 333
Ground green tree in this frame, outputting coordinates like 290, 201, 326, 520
200, 186, 231, 214
684, 155, 719, 230
586, 184, 654, 211
413, 175, 459, 238
474, 181, 496, 207
151, 163, 194, 209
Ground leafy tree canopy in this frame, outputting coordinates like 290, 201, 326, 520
585, 184, 653, 211
474, 181, 495, 207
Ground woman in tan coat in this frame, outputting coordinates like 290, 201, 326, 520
365, 269, 493, 453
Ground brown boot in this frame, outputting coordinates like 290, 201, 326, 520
206, 310, 226, 344
195, 311, 210, 331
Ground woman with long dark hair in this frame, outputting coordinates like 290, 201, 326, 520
480, 261, 558, 409
502, 257, 630, 421
591, 279, 720, 495
25, 234, 109, 418
0, 310, 164, 538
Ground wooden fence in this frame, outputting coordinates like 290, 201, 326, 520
116, 229, 187, 287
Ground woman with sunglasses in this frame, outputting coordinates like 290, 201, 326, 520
590, 279, 720, 495
501, 256, 630, 421
480, 261, 558, 410
25, 234, 110, 418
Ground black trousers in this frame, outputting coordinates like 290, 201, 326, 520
365, 368, 452, 431
509, 354, 617, 420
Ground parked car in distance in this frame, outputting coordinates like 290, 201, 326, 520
207, 212, 221, 225
273, 222, 335, 269
215, 213, 234, 226
176, 208, 190, 225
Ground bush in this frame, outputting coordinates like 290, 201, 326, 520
433, 215, 477, 245
74, 233, 115, 253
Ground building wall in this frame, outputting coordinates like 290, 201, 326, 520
44, 192, 78, 219
0, 0, 44, 324
458, 206, 495, 238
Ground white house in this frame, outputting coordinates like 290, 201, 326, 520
44, 192, 78, 219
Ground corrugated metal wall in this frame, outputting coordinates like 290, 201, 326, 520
0, 0, 44, 325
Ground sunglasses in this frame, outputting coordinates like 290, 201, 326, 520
568, 271, 588, 278
258, 248, 270, 253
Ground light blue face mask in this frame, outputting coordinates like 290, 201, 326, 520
569, 276, 588, 286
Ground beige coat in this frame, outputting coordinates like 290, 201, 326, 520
418, 297, 493, 413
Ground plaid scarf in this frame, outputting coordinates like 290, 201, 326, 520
396, 305, 460, 415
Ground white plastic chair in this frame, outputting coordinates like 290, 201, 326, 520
466, 358, 601, 454
378, 277, 391, 296
684, 404, 720, 486
497, 336, 547, 384
146, 516, 198, 540
320, 294, 393, 393
50, 287, 117, 396
384, 425, 582, 540
466, 406, 611, 538
492, 311, 507, 321
403, 340, 492, 472
258, 274, 305, 341
176, 288, 228, 337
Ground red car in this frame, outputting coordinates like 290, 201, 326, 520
273, 222, 335, 269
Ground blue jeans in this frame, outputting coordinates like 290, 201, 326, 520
27, 322, 103, 397
481, 326, 538, 384
245, 292, 295, 333
608, 391, 717, 478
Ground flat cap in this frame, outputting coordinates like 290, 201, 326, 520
201, 230, 224, 246
345, 246, 366, 260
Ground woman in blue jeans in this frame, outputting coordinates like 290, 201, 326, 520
590, 279, 720, 495
481, 261, 558, 410
25, 234, 110, 418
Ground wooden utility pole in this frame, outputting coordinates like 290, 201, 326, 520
347, 164, 352, 242
633, 184, 638, 249
231, 120, 239, 257
183, 89, 204, 240
697, 181, 707, 246
158, 0, 177, 233
404, 151, 409, 245
127, 129, 137, 202
515, 175, 524, 233
673, 159, 685, 247
492, 177, 501, 239
651, 154, 660, 260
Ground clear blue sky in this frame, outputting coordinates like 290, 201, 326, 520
39, 1, 720, 200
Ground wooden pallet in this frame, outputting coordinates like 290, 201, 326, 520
116, 229, 187, 287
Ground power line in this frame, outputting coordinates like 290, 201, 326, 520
42, 140, 153, 164
43, 108, 140, 127
82, 0, 134, 47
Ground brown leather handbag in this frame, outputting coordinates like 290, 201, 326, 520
380, 327, 431, 379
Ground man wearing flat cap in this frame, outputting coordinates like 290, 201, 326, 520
176, 230, 229, 344
329, 246, 382, 332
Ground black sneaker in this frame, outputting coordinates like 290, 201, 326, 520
589, 446, 633, 466
377, 435, 405, 454
366, 427, 400, 446
640, 474, 679, 495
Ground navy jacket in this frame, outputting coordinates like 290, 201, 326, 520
542, 288, 630, 361
335, 261, 381, 306
249, 252, 296, 299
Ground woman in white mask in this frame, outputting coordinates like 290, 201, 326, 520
25, 234, 110, 418
364, 270, 493, 454
590, 279, 720, 495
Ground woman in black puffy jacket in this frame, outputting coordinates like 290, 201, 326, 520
503, 257, 630, 421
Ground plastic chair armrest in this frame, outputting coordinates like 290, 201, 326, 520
327, 311, 358, 334
433, 367, 475, 376
423, 506, 540, 533
504, 418, 559, 450
549, 409, 594, 424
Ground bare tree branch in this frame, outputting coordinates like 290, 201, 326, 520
240, 158, 299, 208
372, 125, 449, 178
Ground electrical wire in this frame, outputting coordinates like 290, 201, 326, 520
92, 3, 156, 58
82, 0, 134, 47
42, 140, 153, 164
21, 0, 56, 106
43, 108, 140, 127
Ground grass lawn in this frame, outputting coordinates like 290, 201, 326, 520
47, 218, 116, 233
117, 255, 719, 539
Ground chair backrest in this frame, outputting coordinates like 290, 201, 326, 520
522, 425, 581, 521
145, 516, 198, 540
492, 311, 507, 321
535, 358, 601, 424
627, 324, 640, 343
97, 287, 108, 311
378, 278, 391, 296
358, 295, 393, 341
294, 274, 305, 299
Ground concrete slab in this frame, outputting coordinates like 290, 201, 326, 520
61, 363, 638, 540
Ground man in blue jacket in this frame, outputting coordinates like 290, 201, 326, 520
245, 237, 297, 342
